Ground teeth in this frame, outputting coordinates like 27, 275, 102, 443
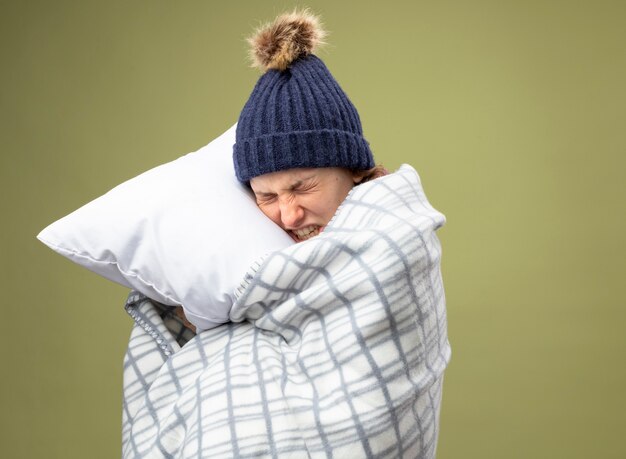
295, 226, 316, 237
293, 226, 320, 241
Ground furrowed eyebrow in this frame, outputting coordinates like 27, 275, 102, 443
286, 175, 315, 191
253, 175, 316, 196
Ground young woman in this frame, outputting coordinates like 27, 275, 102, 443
124, 10, 449, 458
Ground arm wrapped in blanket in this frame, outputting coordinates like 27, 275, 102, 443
122, 164, 451, 458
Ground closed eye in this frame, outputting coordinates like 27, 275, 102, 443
292, 179, 318, 193
255, 193, 277, 204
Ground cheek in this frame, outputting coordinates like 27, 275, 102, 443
307, 190, 348, 220
327, 182, 353, 214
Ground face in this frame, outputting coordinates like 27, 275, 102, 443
250, 167, 362, 243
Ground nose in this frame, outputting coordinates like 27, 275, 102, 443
278, 198, 304, 229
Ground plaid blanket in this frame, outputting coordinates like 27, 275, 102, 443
122, 164, 451, 458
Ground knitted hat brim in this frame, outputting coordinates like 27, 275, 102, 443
233, 128, 374, 183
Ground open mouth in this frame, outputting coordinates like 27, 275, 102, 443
290, 225, 323, 242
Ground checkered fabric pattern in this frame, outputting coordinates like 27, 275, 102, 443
121, 164, 451, 458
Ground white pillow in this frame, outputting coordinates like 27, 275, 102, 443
37, 123, 294, 331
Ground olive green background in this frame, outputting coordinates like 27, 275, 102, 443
2, 1, 624, 458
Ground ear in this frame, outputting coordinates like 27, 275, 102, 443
352, 171, 365, 184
